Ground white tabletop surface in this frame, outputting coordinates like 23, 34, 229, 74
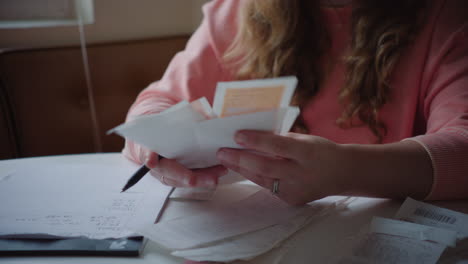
1, 153, 467, 264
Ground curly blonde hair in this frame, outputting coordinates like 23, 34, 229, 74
224, 0, 426, 142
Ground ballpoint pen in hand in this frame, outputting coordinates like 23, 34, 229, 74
121, 155, 163, 192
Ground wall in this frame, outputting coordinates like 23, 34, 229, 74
0, 0, 209, 49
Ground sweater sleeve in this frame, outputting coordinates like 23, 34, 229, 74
122, 0, 241, 164
408, 0, 468, 200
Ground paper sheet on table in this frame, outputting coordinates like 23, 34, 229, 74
171, 200, 339, 262
338, 233, 446, 264
0, 156, 172, 239
128, 190, 306, 250
370, 217, 457, 247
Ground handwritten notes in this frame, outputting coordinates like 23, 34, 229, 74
0, 212, 132, 239
0, 154, 172, 239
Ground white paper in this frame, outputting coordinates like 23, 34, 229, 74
171, 201, 337, 262
112, 104, 298, 169
192, 108, 294, 168
370, 217, 457, 247
278, 106, 300, 135
109, 100, 205, 163
0, 165, 15, 182
346, 233, 446, 264
170, 187, 216, 201
129, 190, 306, 250
395, 197, 468, 239
110, 77, 300, 169
0, 156, 172, 239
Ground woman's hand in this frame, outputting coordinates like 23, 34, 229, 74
216, 130, 349, 205
144, 149, 228, 188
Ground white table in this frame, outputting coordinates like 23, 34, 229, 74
1, 153, 466, 264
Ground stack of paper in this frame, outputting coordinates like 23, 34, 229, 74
128, 186, 344, 262
109, 76, 300, 169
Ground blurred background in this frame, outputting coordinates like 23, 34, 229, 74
0, 0, 209, 159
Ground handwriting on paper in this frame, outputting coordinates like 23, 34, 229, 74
0, 157, 172, 239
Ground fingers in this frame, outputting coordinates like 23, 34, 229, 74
145, 152, 160, 168
234, 130, 303, 159
216, 158, 300, 204
192, 165, 228, 187
217, 148, 295, 182
150, 159, 193, 187
150, 159, 227, 188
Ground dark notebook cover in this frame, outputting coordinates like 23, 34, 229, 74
0, 236, 145, 256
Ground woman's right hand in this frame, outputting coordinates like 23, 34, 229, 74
144, 151, 228, 188
124, 140, 228, 188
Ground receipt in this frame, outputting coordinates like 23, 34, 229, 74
395, 197, 468, 239
370, 217, 457, 247
213, 76, 296, 117
111, 77, 300, 169
343, 233, 446, 264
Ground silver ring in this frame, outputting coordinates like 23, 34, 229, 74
272, 179, 279, 194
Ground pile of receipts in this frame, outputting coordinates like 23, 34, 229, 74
336, 197, 468, 264
110, 76, 300, 169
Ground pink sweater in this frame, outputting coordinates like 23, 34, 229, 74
124, 0, 468, 200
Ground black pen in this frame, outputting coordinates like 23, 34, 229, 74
121, 155, 163, 192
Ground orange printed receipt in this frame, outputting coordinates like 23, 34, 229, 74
219, 86, 285, 117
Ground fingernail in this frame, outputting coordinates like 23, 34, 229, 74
145, 155, 156, 169
217, 149, 232, 162
201, 177, 217, 188
188, 175, 197, 186
144, 157, 152, 168
235, 132, 248, 145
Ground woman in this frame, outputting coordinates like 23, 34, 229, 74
123, 0, 468, 205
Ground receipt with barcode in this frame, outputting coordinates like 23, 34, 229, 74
395, 197, 468, 240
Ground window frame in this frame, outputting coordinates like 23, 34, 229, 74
0, 0, 93, 29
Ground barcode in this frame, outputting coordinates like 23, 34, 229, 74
414, 207, 456, 224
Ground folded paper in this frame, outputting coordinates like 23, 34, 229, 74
110, 77, 300, 169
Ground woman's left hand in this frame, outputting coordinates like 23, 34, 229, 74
216, 130, 349, 205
